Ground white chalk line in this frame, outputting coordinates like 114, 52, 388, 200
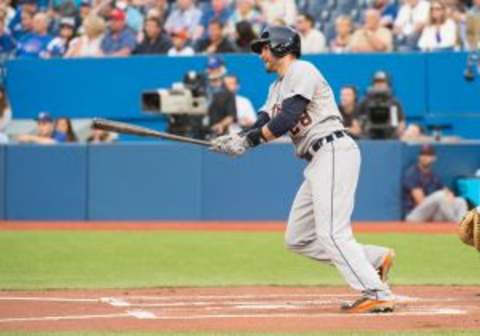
0, 297, 99, 303
0, 308, 465, 323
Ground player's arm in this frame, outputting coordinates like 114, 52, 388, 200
245, 95, 310, 146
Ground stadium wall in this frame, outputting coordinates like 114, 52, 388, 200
6, 52, 480, 138
2, 141, 479, 221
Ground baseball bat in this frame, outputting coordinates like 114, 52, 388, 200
91, 118, 211, 147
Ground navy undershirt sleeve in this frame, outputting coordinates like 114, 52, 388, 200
266, 95, 310, 137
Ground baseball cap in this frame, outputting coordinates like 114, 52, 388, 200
419, 144, 436, 156
373, 70, 389, 83
171, 29, 188, 40
36, 112, 53, 123
207, 55, 224, 70
60, 17, 75, 28
110, 8, 126, 21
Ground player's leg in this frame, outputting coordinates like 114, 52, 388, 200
285, 180, 330, 262
286, 180, 393, 276
405, 190, 444, 222
307, 136, 394, 310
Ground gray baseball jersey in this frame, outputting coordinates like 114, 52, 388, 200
259, 60, 344, 156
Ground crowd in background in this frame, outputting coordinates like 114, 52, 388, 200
0, 0, 479, 60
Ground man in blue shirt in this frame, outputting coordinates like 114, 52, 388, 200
101, 8, 136, 56
16, 12, 53, 58
403, 144, 468, 222
195, 0, 231, 39
0, 17, 16, 54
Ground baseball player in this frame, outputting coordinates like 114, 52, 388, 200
211, 26, 396, 313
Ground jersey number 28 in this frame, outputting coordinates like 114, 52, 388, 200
290, 111, 312, 136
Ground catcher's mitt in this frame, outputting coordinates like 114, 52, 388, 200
458, 209, 479, 250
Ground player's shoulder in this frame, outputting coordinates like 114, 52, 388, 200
291, 59, 319, 73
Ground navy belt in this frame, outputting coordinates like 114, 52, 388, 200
302, 130, 346, 162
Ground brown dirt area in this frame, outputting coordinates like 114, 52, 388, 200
0, 286, 479, 333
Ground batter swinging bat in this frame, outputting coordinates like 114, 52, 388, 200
91, 118, 211, 147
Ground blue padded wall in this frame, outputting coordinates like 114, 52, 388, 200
354, 141, 404, 221
0, 146, 5, 220
88, 143, 203, 220
6, 145, 87, 220
201, 145, 305, 220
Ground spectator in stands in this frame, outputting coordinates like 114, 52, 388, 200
465, 0, 480, 50
9, 0, 36, 40
53, 117, 77, 142
121, 0, 145, 33
394, 0, 430, 50
403, 144, 468, 222
65, 14, 105, 57
223, 74, 256, 132
258, 0, 297, 26
372, 0, 398, 28
205, 55, 236, 136
338, 85, 362, 138
145, 0, 170, 25
0, 86, 11, 144
233, 20, 257, 52
16, 12, 53, 58
11, 9, 34, 41
133, 17, 171, 54
418, 0, 458, 51
45, 17, 76, 57
0, 15, 15, 54
101, 8, 136, 56
329, 15, 353, 53
357, 70, 405, 139
87, 128, 117, 143
296, 12, 326, 54
16, 111, 56, 144
194, 0, 231, 40
349, 8, 393, 52
225, 0, 263, 38
0, 0, 16, 30
167, 29, 194, 55
164, 0, 202, 40
195, 18, 236, 54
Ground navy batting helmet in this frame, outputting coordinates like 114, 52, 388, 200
251, 26, 301, 58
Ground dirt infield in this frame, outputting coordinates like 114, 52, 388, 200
0, 286, 479, 333
0, 221, 459, 233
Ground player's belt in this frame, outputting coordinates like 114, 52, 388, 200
302, 130, 346, 162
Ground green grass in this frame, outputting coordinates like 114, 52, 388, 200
1, 332, 479, 336
0, 231, 479, 290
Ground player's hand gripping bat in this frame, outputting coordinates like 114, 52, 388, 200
91, 118, 211, 147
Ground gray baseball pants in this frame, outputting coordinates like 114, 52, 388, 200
285, 135, 393, 300
406, 190, 468, 222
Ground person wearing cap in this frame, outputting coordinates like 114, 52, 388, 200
403, 144, 468, 222
194, 18, 236, 54
16, 112, 57, 144
167, 29, 194, 56
133, 17, 171, 54
204, 55, 236, 137
16, 12, 53, 58
45, 17, 76, 57
100, 8, 136, 56
356, 70, 405, 139
8, 0, 37, 40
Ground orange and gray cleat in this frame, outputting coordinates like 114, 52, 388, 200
341, 297, 395, 314
378, 249, 396, 283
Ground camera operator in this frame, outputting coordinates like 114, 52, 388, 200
357, 71, 405, 139
203, 56, 236, 137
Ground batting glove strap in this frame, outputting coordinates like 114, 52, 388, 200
245, 128, 267, 147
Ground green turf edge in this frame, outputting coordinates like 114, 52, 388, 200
0, 331, 479, 336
